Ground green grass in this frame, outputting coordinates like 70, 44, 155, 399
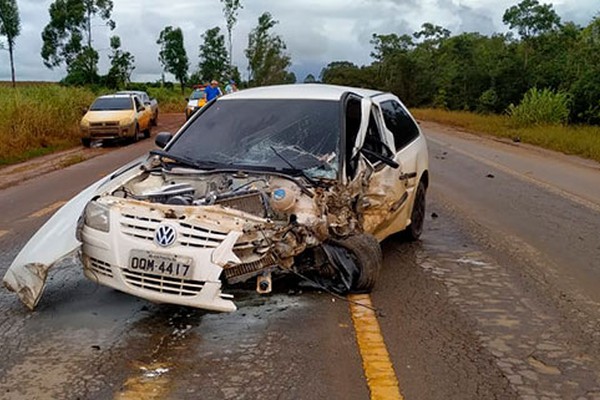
0, 84, 186, 166
413, 108, 600, 163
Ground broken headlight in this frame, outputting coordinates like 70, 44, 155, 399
84, 201, 110, 232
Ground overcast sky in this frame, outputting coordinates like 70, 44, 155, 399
1, 0, 598, 83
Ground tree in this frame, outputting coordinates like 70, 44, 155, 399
370, 33, 413, 62
41, 0, 115, 84
199, 27, 228, 82
245, 12, 292, 86
106, 35, 135, 89
157, 26, 189, 93
303, 73, 316, 83
0, 0, 20, 87
220, 0, 242, 67
503, 0, 561, 39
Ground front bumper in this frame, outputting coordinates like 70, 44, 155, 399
81, 124, 134, 140
80, 208, 238, 312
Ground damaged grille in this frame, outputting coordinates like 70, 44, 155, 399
223, 254, 278, 283
87, 257, 114, 278
122, 268, 204, 296
215, 191, 268, 218
120, 213, 252, 250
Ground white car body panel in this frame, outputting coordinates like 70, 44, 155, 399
3, 84, 428, 312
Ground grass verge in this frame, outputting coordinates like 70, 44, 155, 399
413, 108, 600, 163
0, 84, 185, 166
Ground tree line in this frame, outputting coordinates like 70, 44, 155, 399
0, 0, 294, 91
320, 0, 600, 124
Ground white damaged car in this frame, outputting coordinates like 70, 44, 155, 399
3, 84, 429, 313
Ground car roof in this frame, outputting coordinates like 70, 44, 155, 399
116, 90, 144, 94
220, 84, 383, 101
97, 94, 134, 100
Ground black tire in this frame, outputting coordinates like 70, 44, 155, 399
81, 137, 91, 148
143, 126, 151, 139
152, 111, 159, 126
403, 181, 426, 241
334, 234, 382, 293
131, 125, 140, 143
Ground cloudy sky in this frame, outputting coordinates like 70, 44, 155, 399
1, 0, 598, 83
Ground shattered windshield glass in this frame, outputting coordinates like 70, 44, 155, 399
166, 99, 340, 179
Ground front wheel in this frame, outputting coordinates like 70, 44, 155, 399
402, 181, 426, 241
331, 234, 382, 293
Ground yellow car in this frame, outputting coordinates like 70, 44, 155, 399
80, 94, 152, 147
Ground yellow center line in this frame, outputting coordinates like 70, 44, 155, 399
349, 294, 403, 400
28, 201, 67, 219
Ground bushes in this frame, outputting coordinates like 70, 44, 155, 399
507, 87, 570, 126
0, 85, 96, 165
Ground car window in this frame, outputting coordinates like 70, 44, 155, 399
190, 89, 204, 100
380, 100, 419, 150
167, 99, 340, 179
362, 108, 392, 164
90, 97, 133, 111
134, 97, 143, 111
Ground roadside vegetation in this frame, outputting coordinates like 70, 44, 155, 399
0, 84, 185, 165
413, 108, 600, 163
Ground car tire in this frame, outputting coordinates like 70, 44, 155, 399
81, 137, 91, 148
131, 125, 140, 143
334, 233, 382, 293
143, 126, 151, 139
152, 111, 159, 126
402, 181, 426, 241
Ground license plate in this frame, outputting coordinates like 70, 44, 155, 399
129, 250, 194, 278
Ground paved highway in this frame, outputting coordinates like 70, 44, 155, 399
0, 115, 599, 399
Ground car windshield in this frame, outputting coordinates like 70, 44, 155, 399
166, 99, 340, 179
90, 97, 133, 111
189, 89, 204, 100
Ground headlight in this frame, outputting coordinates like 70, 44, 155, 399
84, 201, 110, 232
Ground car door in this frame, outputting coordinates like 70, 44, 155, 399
372, 95, 422, 234
352, 100, 409, 241
134, 96, 150, 130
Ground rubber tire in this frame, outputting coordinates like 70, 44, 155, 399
81, 137, 91, 148
131, 125, 140, 143
403, 181, 426, 241
334, 233, 382, 293
143, 126, 151, 139
152, 111, 159, 126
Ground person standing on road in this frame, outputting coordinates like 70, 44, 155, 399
225, 80, 238, 94
204, 80, 223, 102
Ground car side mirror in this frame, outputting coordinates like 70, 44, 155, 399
139, 106, 146, 111
145, 101, 151, 106
155, 132, 173, 149
185, 97, 189, 101
82, 106, 88, 115
360, 148, 400, 169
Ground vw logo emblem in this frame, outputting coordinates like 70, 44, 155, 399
154, 225, 177, 247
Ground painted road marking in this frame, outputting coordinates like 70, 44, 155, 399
0, 230, 9, 239
349, 294, 403, 400
28, 201, 67, 219
428, 136, 600, 214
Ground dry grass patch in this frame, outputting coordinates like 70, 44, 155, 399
413, 108, 600, 163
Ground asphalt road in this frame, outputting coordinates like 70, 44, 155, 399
0, 115, 599, 400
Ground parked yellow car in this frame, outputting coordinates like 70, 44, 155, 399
80, 94, 152, 147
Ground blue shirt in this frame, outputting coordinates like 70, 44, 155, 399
204, 85, 221, 101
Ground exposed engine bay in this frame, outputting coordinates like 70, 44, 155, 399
103, 164, 370, 294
